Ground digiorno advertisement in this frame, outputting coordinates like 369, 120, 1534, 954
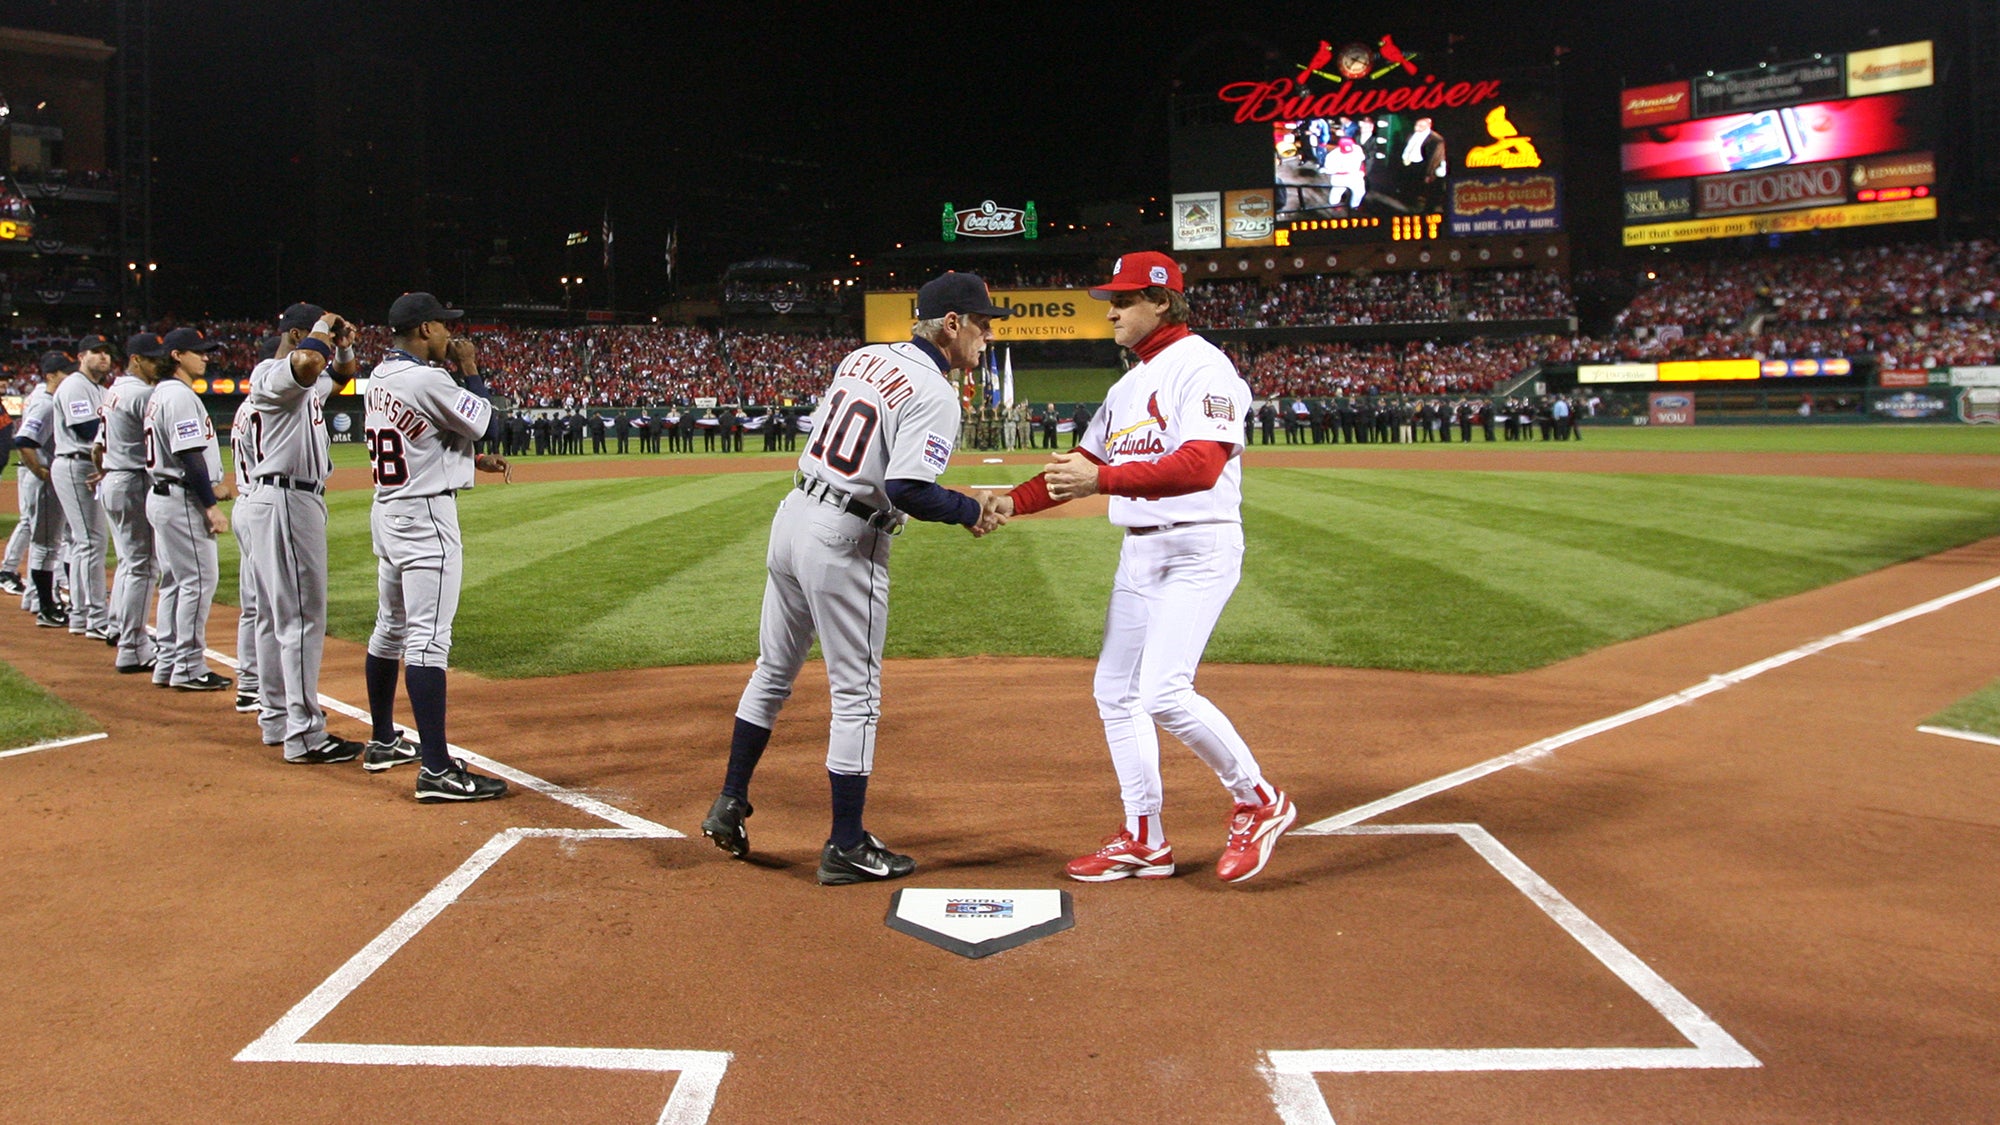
862, 290, 1114, 343
1620, 40, 1936, 246
1172, 35, 1563, 247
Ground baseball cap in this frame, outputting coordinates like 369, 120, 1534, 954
75, 332, 115, 354
914, 272, 1012, 320
126, 332, 168, 358
1089, 252, 1183, 299
39, 350, 72, 374
278, 302, 325, 332
257, 334, 283, 361
388, 291, 463, 330
161, 326, 223, 353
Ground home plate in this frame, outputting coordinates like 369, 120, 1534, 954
886, 889, 1074, 959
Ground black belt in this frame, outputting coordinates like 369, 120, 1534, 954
795, 474, 897, 529
386, 489, 457, 500
255, 475, 326, 496
57, 451, 91, 460
150, 480, 180, 496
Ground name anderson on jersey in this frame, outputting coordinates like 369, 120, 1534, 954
367, 385, 431, 440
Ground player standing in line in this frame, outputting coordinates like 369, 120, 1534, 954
699, 272, 1010, 885
230, 345, 273, 720
985, 253, 1295, 884
362, 292, 510, 801
96, 333, 167, 672
51, 334, 118, 641
9, 353, 74, 628
145, 327, 236, 692
244, 305, 375, 765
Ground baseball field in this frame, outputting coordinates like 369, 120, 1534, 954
4, 425, 1999, 1123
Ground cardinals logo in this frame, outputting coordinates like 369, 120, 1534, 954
1299, 34, 1424, 86
1105, 392, 1169, 451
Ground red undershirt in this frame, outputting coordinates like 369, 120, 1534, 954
1007, 319, 1227, 515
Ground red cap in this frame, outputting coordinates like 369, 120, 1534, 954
1089, 252, 1183, 299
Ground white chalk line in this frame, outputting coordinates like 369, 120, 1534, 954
0, 731, 108, 760
1917, 724, 2000, 749
204, 644, 726, 1123
1262, 573, 2000, 1121
1299, 572, 2000, 835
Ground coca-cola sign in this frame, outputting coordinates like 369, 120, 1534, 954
953, 200, 1026, 238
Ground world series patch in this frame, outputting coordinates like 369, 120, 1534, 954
453, 391, 484, 421
67, 398, 94, 419
174, 418, 204, 441
922, 431, 952, 473
1203, 395, 1236, 421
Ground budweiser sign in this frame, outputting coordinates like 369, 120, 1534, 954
1218, 74, 1502, 125
1697, 162, 1845, 217
954, 200, 1026, 238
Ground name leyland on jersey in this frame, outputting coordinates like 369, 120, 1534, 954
364, 358, 490, 501
797, 340, 960, 514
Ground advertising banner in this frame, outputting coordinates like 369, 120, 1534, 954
864, 290, 1113, 343
1692, 58, 1844, 118
1960, 388, 2000, 424
1871, 390, 1951, 420
1849, 151, 1935, 191
1879, 368, 1928, 388
1623, 195, 1936, 246
1623, 180, 1693, 223
1223, 189, 1278, 247
1446, 173, 1562, 235
1172, 192, 1223, 250
1846, 41, 1934, 97
1659, 359, 1760, 382
1648, 393, 1695, 425
1578, 363, 1658, 384
1622, 93, 1926, 181
1696, 161, 1846, 217
1948, 366, 2000, 388
1620, 80, 1691, 129
1758, 357, 1852, 377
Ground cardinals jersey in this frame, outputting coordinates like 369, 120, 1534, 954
795, 339, 961, 515
363, 352, 490, 501
1079, 333, 1249, 529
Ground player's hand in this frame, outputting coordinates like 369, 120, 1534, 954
31, 464, 51, 482
204, 506, 229, 537
1043, 452, 1099, 502
967, 490, 1008, 537
447, 337, 479, 373
475, 453, 509, 480
215, 478, 237, 501
327, 315, 353, 345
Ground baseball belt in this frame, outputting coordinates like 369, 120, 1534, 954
795, 474, 900, 530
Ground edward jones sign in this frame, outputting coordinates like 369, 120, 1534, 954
1697, 162, 1846, 217
864, 289, 1113, 343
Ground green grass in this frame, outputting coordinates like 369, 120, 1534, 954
192, 464, 2000, 678
1457, 425, 2000, 455
0, 660, 97, 749
1008, 367, 1121, 405
1924, 681, 2000, 738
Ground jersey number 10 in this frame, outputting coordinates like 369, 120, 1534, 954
806, 390, 879, 478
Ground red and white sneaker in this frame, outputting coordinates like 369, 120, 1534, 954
1065, 830, 1176, 882
1216, 790, 1297, 883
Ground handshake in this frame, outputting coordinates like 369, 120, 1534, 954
965, 451, 1100, 538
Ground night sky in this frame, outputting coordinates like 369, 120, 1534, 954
3, 0, 1965, 317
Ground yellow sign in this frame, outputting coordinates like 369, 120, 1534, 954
1464, 106, 1541, 170
1846, 40, 1933, 96
864, 289, 1115, 343
0, 219, 34, 241
1623, 196, 1936, 246
1659, 359, 1760, 382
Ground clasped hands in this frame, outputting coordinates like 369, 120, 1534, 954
965, 452, 1099, 538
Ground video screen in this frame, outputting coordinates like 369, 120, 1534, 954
1622, 93, 1930, 181
1272, 96, 1558, 224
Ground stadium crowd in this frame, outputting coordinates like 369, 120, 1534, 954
1191, 268, 1570, 328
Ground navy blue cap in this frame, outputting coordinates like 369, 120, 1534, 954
388, 291, 463, 330
278, 302, 325, 332
39, 350, 72, 374
162, 327, 222, 353
914, 272, 1012, 320
75, 333, 115, 354
126, 332, 168, 358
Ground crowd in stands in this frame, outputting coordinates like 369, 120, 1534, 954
7, 240, 1995, 405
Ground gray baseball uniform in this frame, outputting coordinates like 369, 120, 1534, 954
243, 354, 341, 757
52, 369, 110, 635
7, 385, 63, 591
735, 338, 966, 774
145, 378, 225, 686
98, 371, 158, 666
229, 396, 267, 710
364, 351, 491, 668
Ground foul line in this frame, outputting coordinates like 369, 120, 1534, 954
0, 731, 108, 760
1300, 572, 2000, 835
1917, 724, 2000, 749
203, 645, 727, 1123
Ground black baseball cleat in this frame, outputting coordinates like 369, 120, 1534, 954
414, 759, 509, 802
35, 607, 68, 629
362, 735, 421, 772
816, 834, 916, 886
289, 737, 364, 765
234, 693, 260, 713
700, 793, 753, 859
172, 671, 233, 692
115, 659, 156, 674
0, 572, 23, 595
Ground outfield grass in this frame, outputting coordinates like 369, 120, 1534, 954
1924, 681, 2000, 738
0, 660, 97, 749
184, 464, 2000, 678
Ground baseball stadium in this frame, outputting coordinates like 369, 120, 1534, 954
3, 6, 1999, 1123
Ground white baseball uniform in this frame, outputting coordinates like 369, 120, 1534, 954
98, 371, 159, 665
364, 350, 491, 668
52, 369, 110, 635
736, 338, 964, 775
145, 377, 225, 686
1077, 331, 1269, 819
7, 385, 63, 589
230, 396, 267, 711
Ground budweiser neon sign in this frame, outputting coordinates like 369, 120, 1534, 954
1217, 35, 1504, 124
